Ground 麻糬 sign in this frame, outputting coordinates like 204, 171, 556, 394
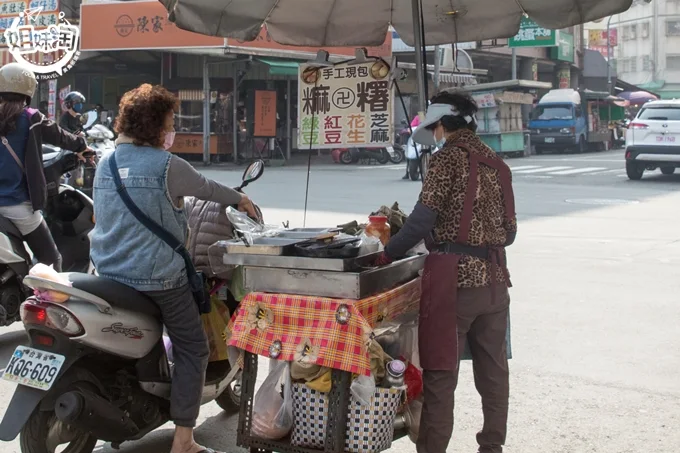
297, 60, 394, 149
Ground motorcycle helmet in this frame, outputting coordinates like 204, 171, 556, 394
0, 63, 37, 104
64, 91, 86, 112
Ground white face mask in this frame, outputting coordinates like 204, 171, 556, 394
432, 130, 446, 151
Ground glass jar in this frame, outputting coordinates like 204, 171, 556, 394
365, 215, 391, 246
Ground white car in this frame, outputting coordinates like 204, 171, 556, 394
625, 99, 680, 180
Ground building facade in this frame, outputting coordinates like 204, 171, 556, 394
587, 0, 680, 98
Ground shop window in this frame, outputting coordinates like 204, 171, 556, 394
666, 55, 680, 70
667, 20, 680, 36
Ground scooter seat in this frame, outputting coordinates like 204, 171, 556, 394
69, 273, 161, 318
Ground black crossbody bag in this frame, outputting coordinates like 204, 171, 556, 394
108, 152, 211, 314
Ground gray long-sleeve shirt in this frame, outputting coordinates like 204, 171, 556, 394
166, 155, 243, 207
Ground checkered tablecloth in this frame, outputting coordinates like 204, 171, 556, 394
226, 278, 421, 376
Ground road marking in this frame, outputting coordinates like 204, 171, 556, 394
514, 166, 571, 174
547, 167, 607, 175
584, 169, 625, 175
509, 165, 541, 171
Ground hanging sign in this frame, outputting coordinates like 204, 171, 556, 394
472, 92, 496, 109
253, 90, 277, 137
297, 60, 394, 149
47, 79, 56, 120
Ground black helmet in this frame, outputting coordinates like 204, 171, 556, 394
64, 91, 86, 109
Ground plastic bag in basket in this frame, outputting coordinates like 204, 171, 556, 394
251, 360, 293, 439
29, 263, 72, 303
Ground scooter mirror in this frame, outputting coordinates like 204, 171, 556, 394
241, 160, 264, 186
81, 110, 99, 130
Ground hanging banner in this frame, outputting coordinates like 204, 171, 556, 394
47, 79, 56, 120
58, 85, 70, 110
297, 60, 394, 149
253, 90, 277, 137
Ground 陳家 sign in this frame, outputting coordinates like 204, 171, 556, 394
297, 60, 394, 149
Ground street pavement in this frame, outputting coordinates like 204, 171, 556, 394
1, 149, 680, 452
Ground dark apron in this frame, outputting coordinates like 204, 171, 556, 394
418, 143, 516, 371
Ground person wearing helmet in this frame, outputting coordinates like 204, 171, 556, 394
59, 91, 86, 134
0, 63, 91, 271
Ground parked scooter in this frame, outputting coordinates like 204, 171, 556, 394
0, 161, 265, 453
336, 147, 390, 164
0, 146, 95, 328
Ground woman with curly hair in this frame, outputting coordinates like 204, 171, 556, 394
90, 83, 256, 453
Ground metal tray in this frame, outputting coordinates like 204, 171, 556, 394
222, 237, 304, 256
242, 254, 426, 299
275, 227, 341, 240
223, 251, 381, 272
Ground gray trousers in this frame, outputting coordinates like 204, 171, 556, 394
144, 284, 209, 427
417, 286, 510, 453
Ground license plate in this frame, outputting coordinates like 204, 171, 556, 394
544, 137, 555, 143
2, 346, 65, 391
386, 146, 395, 154
656, 136, 676, 143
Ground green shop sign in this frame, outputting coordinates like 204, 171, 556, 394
509, 17, 556, 48
551, 32, 574, 63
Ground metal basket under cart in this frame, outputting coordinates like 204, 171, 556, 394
237, 352, 409, 453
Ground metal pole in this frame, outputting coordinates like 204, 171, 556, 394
411, 0, 427, 113
286, 77, 292, 160
511, 48, 517, 80
606, 15, 613, 94
202, 56, 211, 166
433, 45, 441, 92
233, 70, 240, 164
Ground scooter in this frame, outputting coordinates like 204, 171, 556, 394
335, 147, 390, 164
0, 161, 265, 453
65, 111, 116, 198
0, 146, 95, 327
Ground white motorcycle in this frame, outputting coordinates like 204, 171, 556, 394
0, 161, 265, 453
65, 111, 115, 198
80, 110, 115, 161
0, 147, 96, 327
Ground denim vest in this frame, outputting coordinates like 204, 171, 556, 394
90, 144, 188, 292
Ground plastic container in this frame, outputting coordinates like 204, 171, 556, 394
365, 215, 391, 246
382, 360, 406, 388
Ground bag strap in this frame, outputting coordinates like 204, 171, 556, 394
108, 152, 196, 275
1, 137, 25, 172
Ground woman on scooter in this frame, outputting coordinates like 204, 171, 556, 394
0, 63, 91, 272
90, 83, 257, 453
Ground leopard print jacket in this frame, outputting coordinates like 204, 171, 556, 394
419, 129, 517, 288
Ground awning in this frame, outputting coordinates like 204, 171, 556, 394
257, 58, 300, 76
615, 78, 660, 98
429, 72, 478, 85
660, 91, 680, 100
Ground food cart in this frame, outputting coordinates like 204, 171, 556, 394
209, 215, 425, 453
456, 80, 553, 156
